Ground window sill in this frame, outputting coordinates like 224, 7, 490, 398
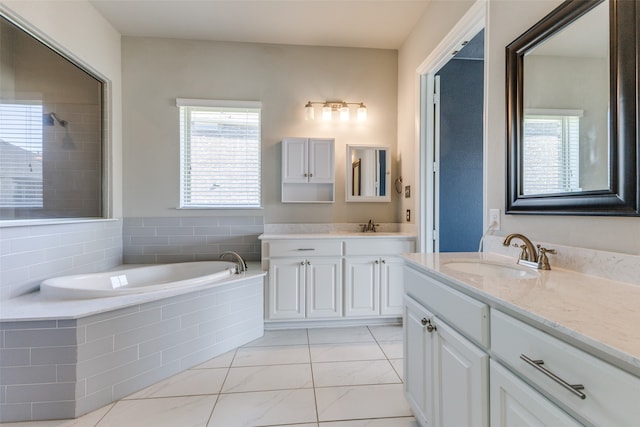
175, 206, 264, 210
0, 218, 119, 228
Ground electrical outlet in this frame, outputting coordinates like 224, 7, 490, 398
489, 208, 500, 231
406, 209, 411, 222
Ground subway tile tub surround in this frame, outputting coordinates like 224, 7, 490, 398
0, 270, 265, 423
123, 216, 264, 265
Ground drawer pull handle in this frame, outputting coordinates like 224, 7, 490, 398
296, 248, 316, 251
520, 354, 586, 400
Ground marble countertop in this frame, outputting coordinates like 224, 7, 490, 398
402, 252, 640, 378
259, 232, 416, 240
0, 263, 266, 322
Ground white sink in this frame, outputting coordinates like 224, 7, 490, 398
444, 260, 538, 279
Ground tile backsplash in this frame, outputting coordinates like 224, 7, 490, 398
123, 216, 264, 264
484, 234, 640, 286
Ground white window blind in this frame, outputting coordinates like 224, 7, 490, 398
0, 101, 44, 208
522, 111, 581, 195
178, 99, 261, 208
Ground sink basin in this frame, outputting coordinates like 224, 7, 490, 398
444, 260, 538, 279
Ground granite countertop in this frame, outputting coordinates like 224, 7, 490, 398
0, 263, 266, 322
259, 232, 417, 239
402, 252, 640, 378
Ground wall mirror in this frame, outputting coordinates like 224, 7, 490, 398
506, 0, 639, 215
346, 145, 391, 202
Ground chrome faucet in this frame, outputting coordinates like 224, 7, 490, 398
502, 233, 556, 270
360, 219, 379, 232
220, 251, 247, 274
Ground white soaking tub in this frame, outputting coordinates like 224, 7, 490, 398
40, 261, 238, 299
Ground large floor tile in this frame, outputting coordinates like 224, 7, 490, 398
379, 341, 403, 359
312, 360, 401, 387
97, 395, 216, 427
390, 358, 403, 379
222, 364, 313, 393
208, 388, 317, 427
307, 327, 375, 344
243, 329, 308, 347
124, 368, 227, 399
193, 350, 236, 369
316, 384, 412, 422
320, 417, 419, 426
368, 325, 403, 342
0, 404, 114, 427
233, 344, 310, 366
310, 342, 386, 363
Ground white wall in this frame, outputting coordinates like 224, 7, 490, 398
398, 0, 640, 255
122, 37, 398, 224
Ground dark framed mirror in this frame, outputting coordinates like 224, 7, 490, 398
506, 0, 639, 215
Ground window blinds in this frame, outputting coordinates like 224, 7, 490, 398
178, 100, 261, 208
0, 102, 44, 208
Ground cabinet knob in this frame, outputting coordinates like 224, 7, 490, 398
421, 318, 428, 326
306, 260, 311, 265
381, 259, 386, 264
309, 173, 313, 177
426, 322, 437, 333
304, 173, 308, 177
300, 261, 305, 266
375, 260, 379, 264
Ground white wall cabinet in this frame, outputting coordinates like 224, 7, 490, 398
282, 137, 334, 203
403, 295, 488, 427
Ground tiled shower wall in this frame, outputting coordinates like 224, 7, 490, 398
122, 216, 264, 264
0, 220, 122, 300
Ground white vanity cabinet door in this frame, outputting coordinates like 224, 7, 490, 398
308, 138, 334, 183
404, 296, 436, 427
344, 256, 380, 317
282, 138, 309, 183
490, 361, 583, 427
380, 256, 405, 316
306, 257, 342, 318
434, 317, 488, 427
268, 258, 306, 319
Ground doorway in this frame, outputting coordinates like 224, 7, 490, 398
435, 31, 484, 252
417, 1, 486, 253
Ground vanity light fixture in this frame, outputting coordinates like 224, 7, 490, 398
304, 101, 367, 122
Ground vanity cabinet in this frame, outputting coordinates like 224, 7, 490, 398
281, 137, 335, 203
262, 234, 415, 324
403, 268, 489, 427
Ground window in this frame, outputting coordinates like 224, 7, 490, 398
522, 109, 581, 195
178, 99, 261, 208
0, 102, 44, 208
0, 16, 104, 221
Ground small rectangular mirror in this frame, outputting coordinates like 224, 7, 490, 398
346, 145, 391, 202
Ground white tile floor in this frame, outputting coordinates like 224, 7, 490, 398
1, 325, 418, 427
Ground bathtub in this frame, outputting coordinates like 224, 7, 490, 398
40, 261, 238, 299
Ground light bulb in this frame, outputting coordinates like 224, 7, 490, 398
304, 102, 314, 120
339, 103, 349, 121
357, 103, 367, 122
322, 103, 332, 121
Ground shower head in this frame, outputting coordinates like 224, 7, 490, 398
48, 112, 68, 128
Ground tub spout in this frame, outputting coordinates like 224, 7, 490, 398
220, 251, 247, 274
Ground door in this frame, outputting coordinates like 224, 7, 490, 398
490, 361, 583, 427
268, 258, 305, 319
282, 137, 308, 183
306, 257, 342, 318
344, 257, 379, 317
380, 256, 405, 316
308, 138, 334, 183
435, 318, 489, 427
404, 296, 435, 427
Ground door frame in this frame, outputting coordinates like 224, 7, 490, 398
416, 0, 488, 253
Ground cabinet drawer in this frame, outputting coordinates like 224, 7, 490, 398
404, 267, 489, 347
267, 239, 342, 257
344, 239, 414, 256
492, 310, 640, 427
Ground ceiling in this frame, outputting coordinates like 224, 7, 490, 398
89, 0, 431, 50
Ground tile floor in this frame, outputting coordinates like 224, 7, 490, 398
1, 325, 418, 427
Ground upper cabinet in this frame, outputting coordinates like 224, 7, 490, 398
282, 137, 335, 203
346, 145, 391, 202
